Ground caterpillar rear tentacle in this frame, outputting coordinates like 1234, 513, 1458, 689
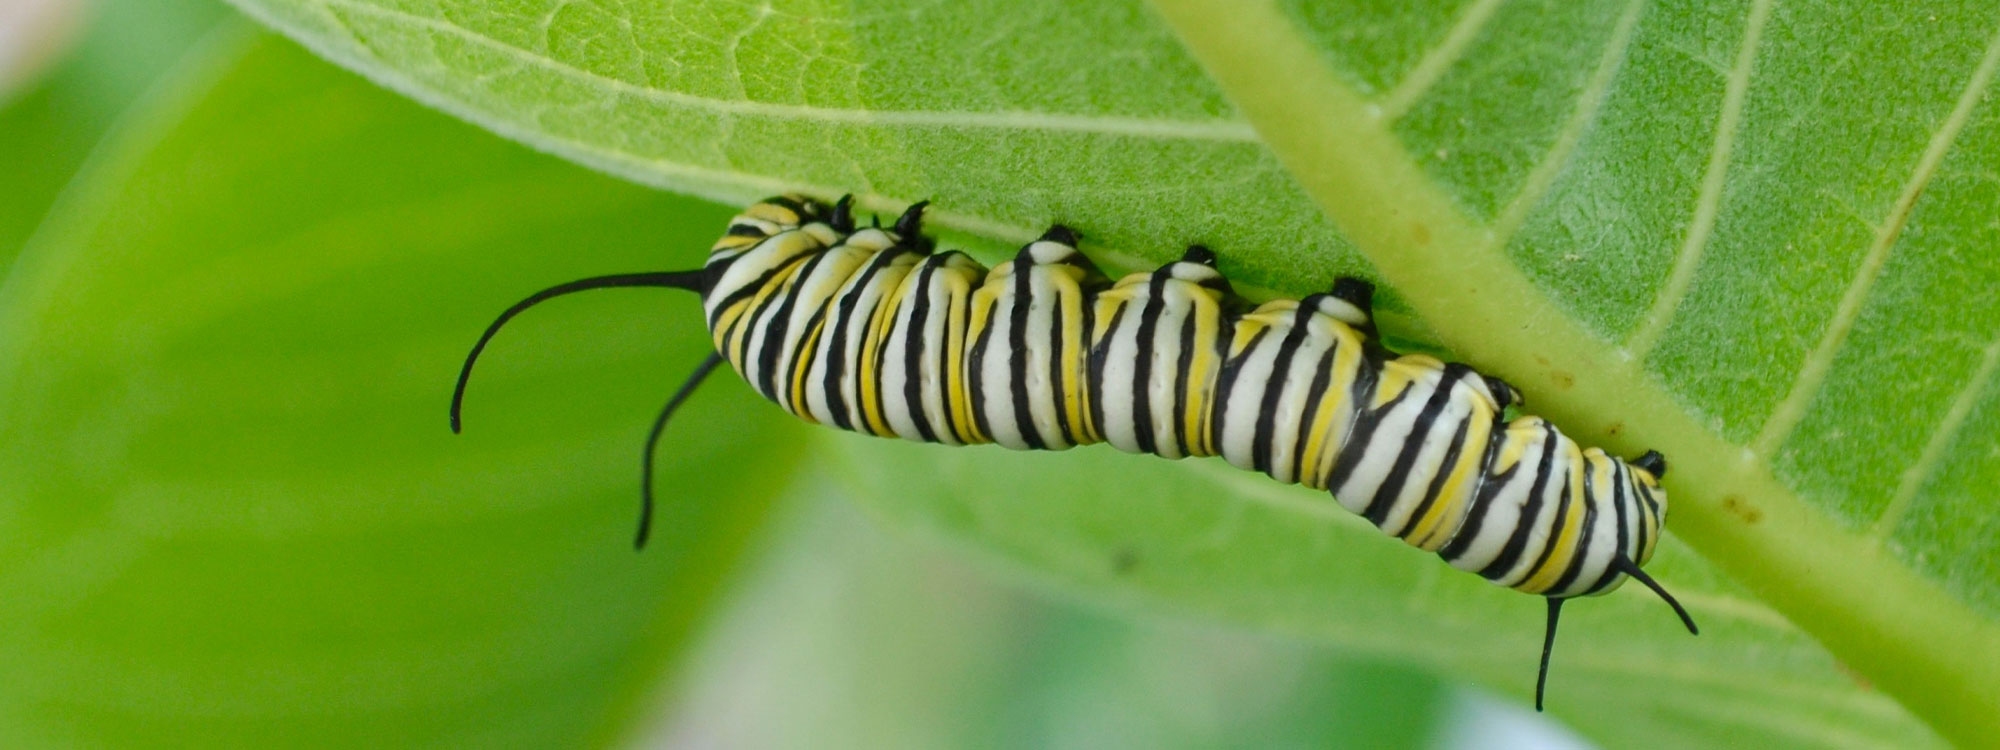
450, 194, 1697, 711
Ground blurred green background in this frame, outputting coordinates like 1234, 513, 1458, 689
0, 1, 1560, 747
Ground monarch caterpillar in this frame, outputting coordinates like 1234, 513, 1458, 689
450, 195, 1698, 710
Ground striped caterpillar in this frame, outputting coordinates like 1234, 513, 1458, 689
451, 195, 1697, 709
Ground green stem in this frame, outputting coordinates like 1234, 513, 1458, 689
1146, 0, 2000, 743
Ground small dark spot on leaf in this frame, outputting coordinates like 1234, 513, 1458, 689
1606, 421, 1623, 437
1411, 221, 1431, 246
1112, 547, 1140, 574
1833, 660, 1874, 690
1721, 495, 1763, 524
1549, 370, 1574, 390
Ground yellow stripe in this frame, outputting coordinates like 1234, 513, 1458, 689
1055, 269, 1093, 444
1185, 295, 1222, 457
947, 272, 983, 444
1229, 302, 1292, 357
744, 201, 804, 224
1408, 412, 1493, 550
1372, 357, 1432, 408
1300, 327, 1366, 489
855, 257, 919, 437
787, 314, 828, 423
1518, 441, 1590, 593
711, 235, 763, 252
713, 252, 814, 369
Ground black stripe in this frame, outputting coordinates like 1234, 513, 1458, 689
1398, 410, 1473, 540
967, 296, 999, 443
1200, 304, 1232, 456
1288, 343, 1338, 483
1131, 274, 1169, 455
1075, 281, 1097, 442
1578, 466, 1633, 594
1363, 364, 1470, 525
788, 286, 838, 415
1086, 299, 1127, 445
755, 252, 832, 407
1518, 471, 1577, 586
1551, 466, 1605, 594
1475, 428, 1563, 580
761, 195, 811, 216
1322, 360, 1404, 493
733, 276, 797, 400
1610, 469, 1636, 588
1633, 476, 1656, 570
821, 248, 905, 431
727, 223, 770, 237
1048, 273, 1076, 444
1172, 307, 1199, 455
1008, 262, 1045, 449
1252, 304, 1316, 474
899, 260, 941, 443
1437, 436, 1523, 561
933, 256, 973, 442
866, 272, 903, 438
697, 253, 739, 297
717, 248, 813, 367
1209, 327, 1271, 456
708, 247, 809, 333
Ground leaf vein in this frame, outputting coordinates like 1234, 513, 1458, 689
1870, 338, 2000, 541
1624, 0, 1772, 359
1376, 0, 1507, 123
1750, 22, 2000, 457
1489, 0, 1645, 247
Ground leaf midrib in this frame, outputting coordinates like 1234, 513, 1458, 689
1144, 0, 2000, 744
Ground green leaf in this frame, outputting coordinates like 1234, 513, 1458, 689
216, 0, 2000, 743
0, 0, 229, 271
0, 27, 803, 747
668, 489, 1457, 749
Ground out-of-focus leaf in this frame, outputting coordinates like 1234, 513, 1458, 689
0, 29, 802, 748
0, 0, 228, 270
657, 489, 1454, 750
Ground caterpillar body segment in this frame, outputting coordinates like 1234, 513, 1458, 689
449, 194, 1697, 711
697, 197, 1668, 601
